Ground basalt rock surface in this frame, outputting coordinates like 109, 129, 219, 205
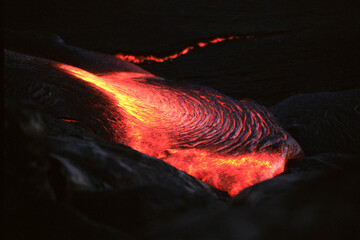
4, 100, 228, 240
4, 0, 360, 238
155, 154, 360, 240
4, 39, 360, 240
4, 46, 304, 196
5, 0, 360, 106
270, 90, 360, 155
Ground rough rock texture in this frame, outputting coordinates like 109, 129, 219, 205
4, 29, 150, 75
4, 49, 129, 141
4, 0, 360, 239
3, 101, 130, 239
233, 153, 360, 205
156, 154, 360, 240
270, 91, 360, 155
5, 41, 360, 240
4, 100, 227, 240
4, 0, 360, 106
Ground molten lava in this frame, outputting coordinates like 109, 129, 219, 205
58, 63, 302, 196
115, 35, 254, 63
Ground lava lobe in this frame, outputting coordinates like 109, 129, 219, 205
59, 64, 303, 196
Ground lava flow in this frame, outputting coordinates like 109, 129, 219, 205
115, 35, 254, 63
58, 64, 302, 196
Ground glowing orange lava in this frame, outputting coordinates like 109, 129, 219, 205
60, 118, 79, 123
115, 35, 254, 63
58, 63, 302, 196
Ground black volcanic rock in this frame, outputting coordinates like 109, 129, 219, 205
270, 90, 360, 155
4, 100, 55, 201
4, 2, 360, 236
4, 99, 227, 239
232, 153, 360, 240
4, 49, 126, 141
4, 29, 150, 74
154, 154, 360, 240
5, 43, 226, 235
47, 135, 227, 199
232, 153, 360, 205
4, 100, 132, 240
47, 135, 228, 237
5, 0, 360, 106
285, 152, 359, 172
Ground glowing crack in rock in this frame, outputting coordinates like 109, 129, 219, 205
115, 35, 254, 63
58, 64, 303, 196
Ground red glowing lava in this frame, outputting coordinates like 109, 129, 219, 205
58, 63, 302, 196
115, 35, 254, 63
60, 118, 79, 123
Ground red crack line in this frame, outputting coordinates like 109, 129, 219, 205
115, 35, 254, 63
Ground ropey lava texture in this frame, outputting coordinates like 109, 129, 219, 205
58, 64, 303, 196
4, 0, 360, 238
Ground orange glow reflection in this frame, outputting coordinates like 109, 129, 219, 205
58, 63, 296, 196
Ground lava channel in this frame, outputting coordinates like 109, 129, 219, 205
115, 35, 254, 64
58, 64, 303, 196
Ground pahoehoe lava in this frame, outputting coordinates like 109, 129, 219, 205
59, 64, 303, 196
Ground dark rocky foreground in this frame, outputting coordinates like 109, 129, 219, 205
4, 0, 360, 239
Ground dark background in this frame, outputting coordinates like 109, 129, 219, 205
5, 0, 360, 106
4, 1, 360, 239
